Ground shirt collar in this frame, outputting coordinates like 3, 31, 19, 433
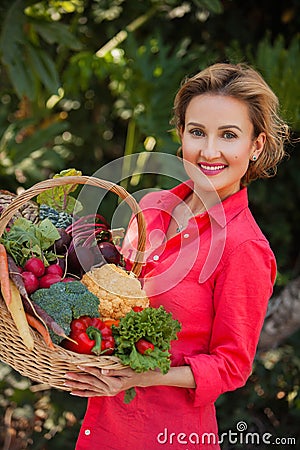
157, 180, 249, 229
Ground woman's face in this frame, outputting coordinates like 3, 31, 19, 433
180, 94, 265, 201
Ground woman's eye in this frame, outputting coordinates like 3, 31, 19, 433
223, 131, 237, 139
190, 128, 204, 137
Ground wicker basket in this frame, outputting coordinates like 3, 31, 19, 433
0, 176, 146, 390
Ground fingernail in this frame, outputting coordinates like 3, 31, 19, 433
101, 369, 109, 375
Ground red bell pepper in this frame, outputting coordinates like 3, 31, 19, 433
61, 315, 115, 355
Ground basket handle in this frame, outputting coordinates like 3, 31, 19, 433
0, 176, 146, 277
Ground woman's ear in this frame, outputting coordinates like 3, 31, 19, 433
251, 132, 266, 160
179, 125, 184, 140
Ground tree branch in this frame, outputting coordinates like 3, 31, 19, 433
258, 276, 300, 351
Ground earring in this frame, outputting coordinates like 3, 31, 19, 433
252, 155, 257, 161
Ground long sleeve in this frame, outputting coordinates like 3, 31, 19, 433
184, 239, 277, 407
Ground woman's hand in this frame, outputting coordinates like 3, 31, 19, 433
64, 365, 196, 397
64, 366, 147, 397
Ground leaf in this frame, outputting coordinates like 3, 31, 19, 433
192, 0, 223, 14
36, 219, 61, 250
113, 306, 181, 374
27, 44, 60, 94
0, 217, 60, 266
0, 0, 25, 66
254, 34, 300, 130
11, 121, 69, 163
32, 21, 82, 50
6, 56, 36, 100
36, 168, 83, 213
119, 346, 171, 374
53, 168, 82, 185
0, 0, 38, 99
123, 387, 136, 404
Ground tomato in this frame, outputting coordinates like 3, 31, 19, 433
135, 338, 155, 355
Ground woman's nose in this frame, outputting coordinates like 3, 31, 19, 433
200, 137, 221, 160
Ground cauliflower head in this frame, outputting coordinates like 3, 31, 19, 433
81, 264, 149, 319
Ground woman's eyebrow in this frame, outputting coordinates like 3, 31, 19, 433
186, 121, 204, 127
186, 122, 242, 132
218, 125, 242, 132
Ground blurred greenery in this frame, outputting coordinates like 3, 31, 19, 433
0, 0, 299, 448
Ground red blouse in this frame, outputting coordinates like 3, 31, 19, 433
75, 182, 276, 450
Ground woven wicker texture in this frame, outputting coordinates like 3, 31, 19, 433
0, 189, 39, 224
0, 297, 125, 390
0, 176, 146, 390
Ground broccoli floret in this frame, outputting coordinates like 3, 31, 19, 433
31, 281, 100, 344
63, 281, 88, 295
72, 289, 100, 319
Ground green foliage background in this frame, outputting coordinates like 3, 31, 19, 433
0, 0, 299, 448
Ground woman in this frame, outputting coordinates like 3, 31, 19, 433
65, 63, 289, 449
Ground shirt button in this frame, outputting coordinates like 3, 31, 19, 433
84, 429, 91, 436
153, 255, 159, 261
183, 233, 189, 238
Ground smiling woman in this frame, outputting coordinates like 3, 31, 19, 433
70, 63, 290, 450
180, 94, 266, 203
173, 63, 289, 185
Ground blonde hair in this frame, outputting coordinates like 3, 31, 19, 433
172, 62, 289, 184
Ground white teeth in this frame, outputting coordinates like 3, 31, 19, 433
200, 164, 225, 171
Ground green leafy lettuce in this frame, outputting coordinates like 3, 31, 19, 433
113, 306, 181, 374
36, 168, 83, 214
0, 217, 60, 266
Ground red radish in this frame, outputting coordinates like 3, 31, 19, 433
24, 257, 45, 277
22, 271, 39, 294
39, 274, 62, 289
45, 264, 63, 278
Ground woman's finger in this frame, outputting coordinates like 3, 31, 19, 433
100, 367, 134, 377
65, 372, 96, 384
64, 371, 122, 396
64, 372, 108, 391
64, 366, 141, 398
77, 365, 131, 377
75, 365, 103, 378
70, 389, 105, 397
